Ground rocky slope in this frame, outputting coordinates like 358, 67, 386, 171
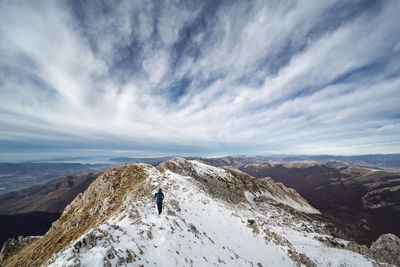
1, 158, 399, 266
239, 162, 400, 245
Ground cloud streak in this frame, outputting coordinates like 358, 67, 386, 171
0, 0, 399, 159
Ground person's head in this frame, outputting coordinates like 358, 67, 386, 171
158, 188, 162, 193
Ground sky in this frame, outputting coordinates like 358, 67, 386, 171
0, 0, 399, 161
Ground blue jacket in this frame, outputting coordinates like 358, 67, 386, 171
154, 189, 164, 204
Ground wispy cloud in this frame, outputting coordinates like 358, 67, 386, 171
0, 0, 399, 159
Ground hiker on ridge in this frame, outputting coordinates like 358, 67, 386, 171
154, 188, 164, 214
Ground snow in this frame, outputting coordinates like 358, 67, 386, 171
188, 159, 319, 214
46, 161, 378, 267
273, 228, 374, 267
189, 160, 231, 179
245, 191, 320, 214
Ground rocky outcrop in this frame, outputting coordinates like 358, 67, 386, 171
159, 159, 398, 265
240, 162, 400, 246
370, 233, 400, 265
159, 158, 319, 214
0, 236, 40, 261
158, 157, 249, 204
336, 233, 400, 265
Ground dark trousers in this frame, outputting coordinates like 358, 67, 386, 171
157, 201, 162, 214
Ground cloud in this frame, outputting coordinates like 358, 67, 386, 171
0, 0, 399, 159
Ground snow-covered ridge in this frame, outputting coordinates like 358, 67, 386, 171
161, 157, 320, 214
1, 158, 399, 266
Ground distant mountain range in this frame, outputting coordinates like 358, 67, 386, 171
0, 162, 110, 194
0, 172, 102, 215
0, 172, 102, 247
199, 154, 400, 171
108, 156, 174, 165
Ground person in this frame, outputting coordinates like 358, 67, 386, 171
154, 188, 164, 214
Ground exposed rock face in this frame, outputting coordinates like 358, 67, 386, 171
370, 233, 400, 266
49, 164, 155, 234
158, 157, 249, 204
247, 219, 260, 234
239, 162, 400, 246
159, 157, 319, 214
322, 233, 400, 266
0, 236, 40, 261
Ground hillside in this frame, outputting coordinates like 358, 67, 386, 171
0, 163, 109, 194
0, 172, 101, 215
1, 158, 399, 266
240, 162, 400, 245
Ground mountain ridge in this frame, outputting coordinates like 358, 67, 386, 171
238, 162, 400, 245
200, 154, 400, 172
1, 158, 399, 266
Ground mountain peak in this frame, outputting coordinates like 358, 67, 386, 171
1, 164, 151, 266
1, 159, 398, 266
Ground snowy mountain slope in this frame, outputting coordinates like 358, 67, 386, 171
1, 158, 398, 266
159, 158, 320, 214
